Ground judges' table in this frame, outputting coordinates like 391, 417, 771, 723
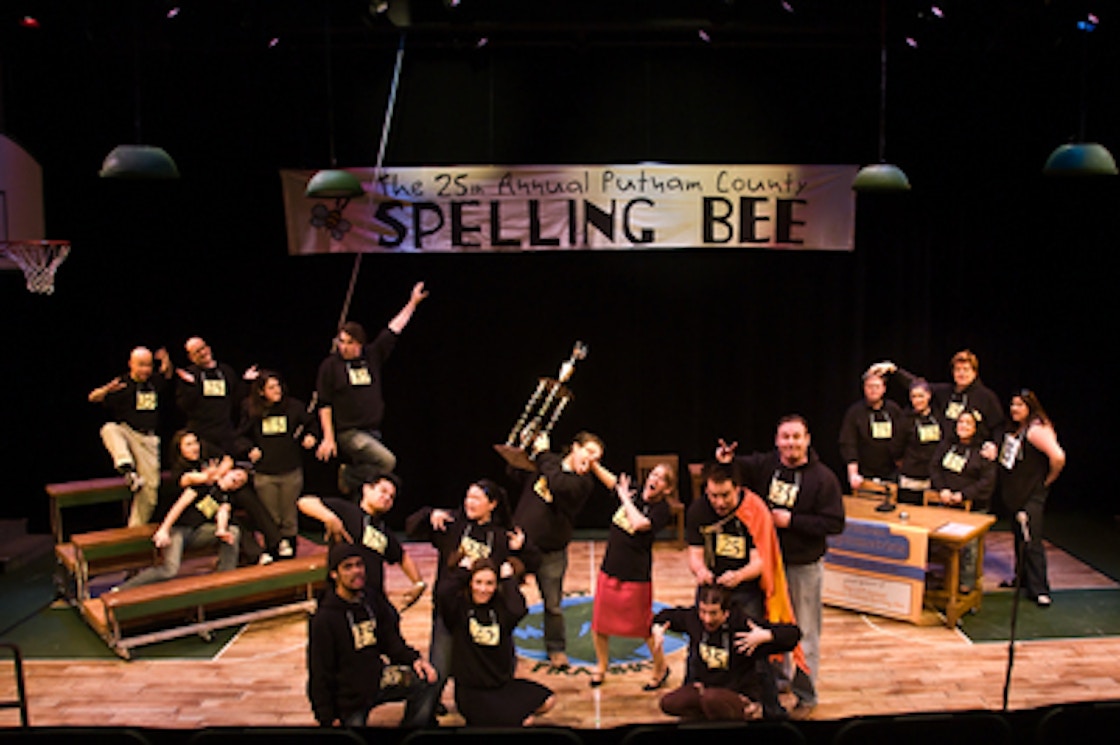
823, 496, 997, 627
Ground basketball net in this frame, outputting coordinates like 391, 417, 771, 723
1, 240, 70, 295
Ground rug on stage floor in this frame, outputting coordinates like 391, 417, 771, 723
2, 604, 242, 661
958, 520, 1120, 643
958, 588, 1120, 643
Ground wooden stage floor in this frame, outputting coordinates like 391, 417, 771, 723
4, 534, 1120, 730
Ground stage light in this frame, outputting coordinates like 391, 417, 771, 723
19, 15, 40, 29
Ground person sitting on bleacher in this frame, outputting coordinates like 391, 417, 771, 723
159, 427, 281, 566
114, 430, 242, 590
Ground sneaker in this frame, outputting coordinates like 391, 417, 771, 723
277, 539, 294, 558
258, 553, 275, 566
1036, 594, 1052, 607
122, 470, 144, 493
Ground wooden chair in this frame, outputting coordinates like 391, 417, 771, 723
922, 488, 972, 512
922, 489, 975, 600
634, 454, 685, 548
688, 461, 705, 502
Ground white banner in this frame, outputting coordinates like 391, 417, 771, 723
281, 164, 857, 254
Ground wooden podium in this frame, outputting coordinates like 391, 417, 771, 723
824, 496, 997, 626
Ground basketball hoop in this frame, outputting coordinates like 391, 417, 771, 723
0, 240, 71, 295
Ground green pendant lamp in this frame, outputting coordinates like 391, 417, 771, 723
1043, 143, 1118, 176
305, 169, 365, 198
99, 145, 180, 179
305, 0, 365, 201
853, 0, 910, 193
1043, 17, 1116, 177
99, 3, 179, 180
853, 163, 911, 192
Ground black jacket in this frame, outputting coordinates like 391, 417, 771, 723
306, 585, 419, 725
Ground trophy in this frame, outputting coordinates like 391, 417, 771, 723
495, 341, 588, 471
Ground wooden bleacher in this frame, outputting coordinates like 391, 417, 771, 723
48, 475, 162, 602
46, 475, 329, 659
82, 554, 327, 659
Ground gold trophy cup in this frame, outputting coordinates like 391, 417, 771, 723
495, 341, 588, 471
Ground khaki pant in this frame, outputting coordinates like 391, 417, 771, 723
99, 422, 160, 526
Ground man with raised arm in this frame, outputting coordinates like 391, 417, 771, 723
315, 281, 428, 494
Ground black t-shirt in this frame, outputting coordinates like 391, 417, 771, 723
652, 604, 799, 690
101, 374, 171, 433
600, 498, 671, 581
322, 497, 405, 597
685, 495, 756, 578
316, 329, 397, 432
176, 362, 245, 452
898, 410, 943, 480
166, 441, 231, 529
510, 452, 595, 552
405, 506, 512, 605
234, 396, 315, 474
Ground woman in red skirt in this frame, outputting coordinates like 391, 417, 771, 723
590, 462, 674, 689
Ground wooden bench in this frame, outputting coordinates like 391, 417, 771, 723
46, 476, 139, 544
64, 524, 159, 601
80, 552, 328, 659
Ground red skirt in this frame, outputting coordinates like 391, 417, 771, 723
591, 571, 653, 638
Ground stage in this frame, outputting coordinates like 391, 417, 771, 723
2, 511, 1119, 735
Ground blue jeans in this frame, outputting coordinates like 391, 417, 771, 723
119, 523, 240, 589
785, 559, 822, 707
337, 429, 397, 475
341, 670, 435, 727
428, 608, 453, 703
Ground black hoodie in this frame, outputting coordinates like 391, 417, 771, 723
306, 585, 419, 725
731, 448, 846, 566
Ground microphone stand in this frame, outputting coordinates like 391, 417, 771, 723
1001, 515, 1029, 711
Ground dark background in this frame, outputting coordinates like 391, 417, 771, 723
1, 0, 1116, 534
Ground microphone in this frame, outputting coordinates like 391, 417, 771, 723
1016, 511, 1031, 543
